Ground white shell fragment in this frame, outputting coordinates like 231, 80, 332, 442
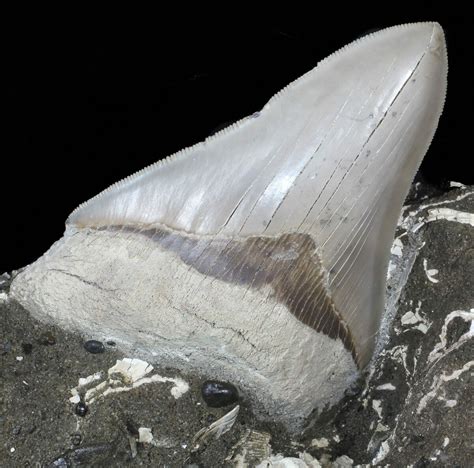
138, 427, 154, 444
11, 22, 447, 430
108, 358, 153, 383
428, 309, 474, 364
226, 429, 272, 465
426, 208, 474, 227
68, 358, 189, 405
310, 437, 330, 448
192, 405, 240, 451
375, 383, 396, 391
423, 258, 439, 283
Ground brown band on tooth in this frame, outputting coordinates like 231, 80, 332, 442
108, 225, 359, 365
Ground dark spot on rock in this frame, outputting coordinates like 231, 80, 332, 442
344, 377, 363, 398
413, 456, 431, 467
49, 444, 115, 467
25, 423, 36, 434
75, 402, 88, 417
126, 419, 139, 436
71, 433, 82, 446
207, 414, 217, 424
22, 343, 33, 354
1, 341, 11, 355
69, 444, 116, 463
201, 380, 238, 408
12, 426, 21, 435
39, 331, 56, 346
446, 317, 470, 348
410, 434, 425, 445
83, 340, 105, 354
392, 111, 398, 117
106, 340, 116, 346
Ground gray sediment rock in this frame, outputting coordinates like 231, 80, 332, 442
1, 184, 472, 466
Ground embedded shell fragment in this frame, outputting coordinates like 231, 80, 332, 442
11, 22, 447, 430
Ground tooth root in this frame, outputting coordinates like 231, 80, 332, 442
11, 22, 447, 430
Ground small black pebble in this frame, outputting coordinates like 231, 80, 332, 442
39, 331, 56, 345
126, 420, 139, 436
83, 340, 105, 354
12, 426, 21, 435
22, 343, 33, 354
75, 402, 88, 417
201, 380, 238, 408
106, 340, 116, 346
25, 424, 36, 434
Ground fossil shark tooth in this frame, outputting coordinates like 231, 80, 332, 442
11, 22, 447, 430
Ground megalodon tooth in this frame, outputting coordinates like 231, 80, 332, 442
11, 22, 447, 430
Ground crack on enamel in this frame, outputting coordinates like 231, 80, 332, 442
48, 268, 120, 293
172, 301, 259, 351
104, 225, 359, 365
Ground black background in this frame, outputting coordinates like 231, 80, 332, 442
3, 13, 472, 273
